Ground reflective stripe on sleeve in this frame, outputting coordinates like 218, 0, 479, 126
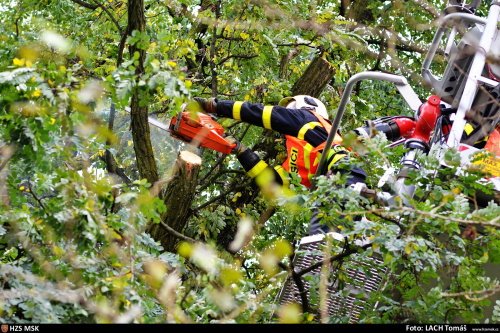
326, 147, 348, 170
232, 101, 243, 120
274, 165, 290, 186
247, 160, 268, 178
262, 105, 273, 129
297, 122, 321, 140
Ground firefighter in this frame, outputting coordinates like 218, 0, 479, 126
194, 95, 367, 235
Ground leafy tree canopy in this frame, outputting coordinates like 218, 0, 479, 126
0, 0, 498, 324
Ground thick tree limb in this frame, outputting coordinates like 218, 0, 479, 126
257, 206, 276, 226
128, 0, 159, 185
0, 145, 13, 207
148, 151, 201, 252
291, 56, 336, 99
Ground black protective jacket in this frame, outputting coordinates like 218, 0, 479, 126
215, 100, 366, 187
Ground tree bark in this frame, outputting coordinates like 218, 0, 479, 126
148, 151, 202, 252
0, 145, 13, 208
291, 56, 335, 98
128, 0, 159, 185
347, 0, 376, 24
341, 0, 381, 24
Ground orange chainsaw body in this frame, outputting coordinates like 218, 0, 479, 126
169, 111, 236, 154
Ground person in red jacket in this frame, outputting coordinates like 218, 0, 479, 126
194, 95, 367, 235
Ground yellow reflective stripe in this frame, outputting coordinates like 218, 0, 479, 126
274, 166, 289, 186
247, 160, 268, 178
464, 123, 474, 135
327, 152, 347, 170
232, 101, 243, 120
303, 143, 313, 171
262, 105, 273, 129
297, 122, 320, 140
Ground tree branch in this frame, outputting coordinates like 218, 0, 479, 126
209, 1, 221, 97
279, 256, 310, 314
410, 0, 440, 18
107, 102, 116, 131
91, 0, 123, 34
198, 123, 251, 191
193, 184, 249, 211
401, 207, 500, 228
160, 220, 196, 243
366, 38, 429, 55
218, 54, 258, 66
297, 242, 372, 277
276, 42, 315, 48
27, 182, 47, 213
70, 0, 98, 10
441, 285, 500, 302
198, 154, 229, 188
257, 206, 275, 226
332, 207, 500, 228
116, 30, 128, 66
99, 150, 132, 184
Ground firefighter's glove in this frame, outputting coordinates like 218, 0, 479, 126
226, 136, 247, 156
194, 97, 217, 114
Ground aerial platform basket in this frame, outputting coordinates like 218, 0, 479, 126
277, 232, 387, 323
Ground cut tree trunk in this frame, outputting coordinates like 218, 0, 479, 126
148, 150, 202, 252
291, 56, 335, 98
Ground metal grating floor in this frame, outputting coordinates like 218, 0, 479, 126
277, 232, 386, 323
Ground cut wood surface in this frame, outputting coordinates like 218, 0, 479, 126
148, 150, 201, 252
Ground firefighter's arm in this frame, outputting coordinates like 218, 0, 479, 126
217, 100, 321, 137
323, 145, 367, 186
226, 136, 288, 187
194, 98, 328, 145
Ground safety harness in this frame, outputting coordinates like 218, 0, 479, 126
282, 109, 345, 188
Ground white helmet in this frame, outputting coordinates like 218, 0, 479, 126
279, 95, 329, 120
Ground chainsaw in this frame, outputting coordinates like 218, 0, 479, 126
125, 103, 237, 154
168, 109, 237, 155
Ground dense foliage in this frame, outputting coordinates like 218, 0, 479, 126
0, 0, 498, 324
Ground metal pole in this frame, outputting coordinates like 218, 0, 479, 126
421, 12, 487, 85
446, 2, 500, 147
312, 72, 415, 187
